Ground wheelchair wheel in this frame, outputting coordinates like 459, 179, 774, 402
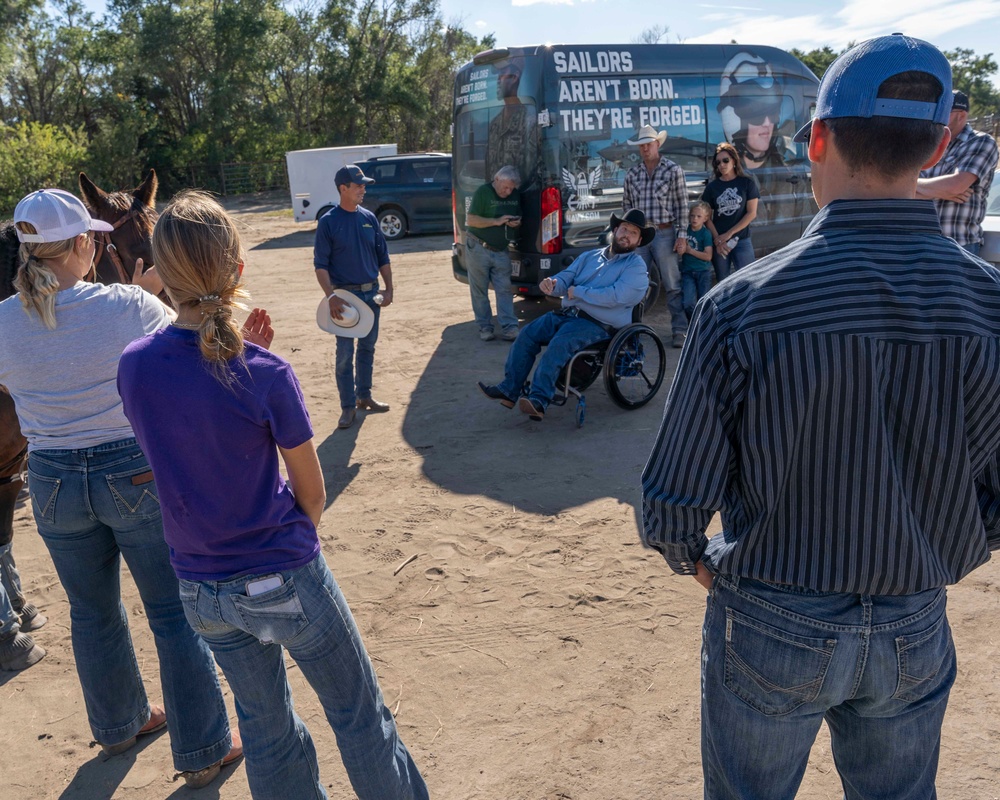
602, 324, 666, 409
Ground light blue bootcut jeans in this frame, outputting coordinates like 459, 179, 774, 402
701, 575, 956, 800
465, 237, 517, 333
26, 438, 231, 771
497, 311, 608, 409
178, 553, 428, 800
335, 287, 382, 409
637, 227, 686, 334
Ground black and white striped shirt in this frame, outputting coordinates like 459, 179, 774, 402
641, 199, 1000, 595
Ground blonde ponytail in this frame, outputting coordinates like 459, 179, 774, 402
151, 191, 251, 385
12, 224, 75, 329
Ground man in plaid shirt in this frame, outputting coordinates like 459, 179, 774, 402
623, 125, 689, 347
918, 90, 998, 255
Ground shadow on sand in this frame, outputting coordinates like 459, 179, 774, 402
396, 300, 679, 517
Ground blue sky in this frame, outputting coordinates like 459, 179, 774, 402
446, 0, 1000, 69
79, 0, 1000, 86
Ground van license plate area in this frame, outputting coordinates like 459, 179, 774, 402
510, 259, 522, 278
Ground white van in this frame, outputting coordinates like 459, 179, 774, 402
286, 144, 397, 222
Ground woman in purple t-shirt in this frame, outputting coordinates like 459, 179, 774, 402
118, 191, 428, 800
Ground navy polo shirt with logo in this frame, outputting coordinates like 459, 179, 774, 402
313, 205, 389, 285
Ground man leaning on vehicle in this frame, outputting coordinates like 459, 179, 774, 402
642, 34, 1000, 798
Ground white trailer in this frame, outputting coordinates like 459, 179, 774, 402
286, 144, 397, 222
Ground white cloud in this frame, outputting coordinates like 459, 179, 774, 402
686, 0, 1000, 53
510, 0, 574, 6
475, 19, 487, 28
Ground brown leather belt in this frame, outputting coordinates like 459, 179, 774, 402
655, 222, 673, 230
467, 234, 506, 253
331, 282, 377, 291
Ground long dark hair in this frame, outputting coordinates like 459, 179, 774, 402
711, 142, 747, 180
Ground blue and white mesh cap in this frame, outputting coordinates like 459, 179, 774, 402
13, 189, 114, 243
793, 34, 953, 143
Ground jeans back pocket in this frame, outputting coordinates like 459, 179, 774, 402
232, 579, 309, 644
26, 471, 61, 524
893, 611, 954, 703
105, 467, 161, 520
724, 607, 836, 716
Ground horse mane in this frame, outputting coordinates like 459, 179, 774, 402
0, 221, 19, 302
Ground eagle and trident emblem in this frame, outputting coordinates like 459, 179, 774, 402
562, 166, 602, 210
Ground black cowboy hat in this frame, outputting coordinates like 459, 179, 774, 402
610, 209, 656, 247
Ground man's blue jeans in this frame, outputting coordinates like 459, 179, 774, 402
637, 227, 686, 334
712, 236, 755, 282
681, 270, 713, 320
178, 553, 428, 800
466, 237, 517, 333
702, 575, 955, 800
497, 311, 608, 410
962, 241, 982, 256
0, 542, 25, 636
26, 438, 232, 772
335, 287, 381, 408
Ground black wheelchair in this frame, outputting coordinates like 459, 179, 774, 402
547, 305, 667, 427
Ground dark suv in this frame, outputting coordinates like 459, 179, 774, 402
356, 153, 452, 240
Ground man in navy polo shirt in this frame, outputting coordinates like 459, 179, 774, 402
642, 35, 1000, 797
314, 164, 393, 430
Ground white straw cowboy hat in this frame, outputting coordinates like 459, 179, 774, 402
316, 290, 375, 338
627, 125, 667, 146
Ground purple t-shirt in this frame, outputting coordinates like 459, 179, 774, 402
117, 326, 318, 580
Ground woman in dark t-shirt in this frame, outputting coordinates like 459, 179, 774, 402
702, 142, 760, 282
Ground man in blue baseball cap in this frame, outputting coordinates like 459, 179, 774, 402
314, 164, 393, 429
642, 34, 1000, 797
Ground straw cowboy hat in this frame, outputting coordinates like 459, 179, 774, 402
316, 290, 375, 338
626, 125, 667, 146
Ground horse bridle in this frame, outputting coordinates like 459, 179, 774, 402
92, 204, 154, 284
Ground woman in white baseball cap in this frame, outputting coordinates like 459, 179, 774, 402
0, 188, 244, 786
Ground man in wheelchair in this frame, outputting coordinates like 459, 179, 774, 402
478, 209, 651, 421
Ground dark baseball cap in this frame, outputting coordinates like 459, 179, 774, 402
335, 164, 375, 187
951, 89, 970, 112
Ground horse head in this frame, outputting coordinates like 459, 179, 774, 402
79, 170, 159, 285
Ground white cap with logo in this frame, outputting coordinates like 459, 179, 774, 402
13, 189, 114, 244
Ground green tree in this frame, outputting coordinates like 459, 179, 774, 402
788, 45, 843, 80
0, 120, 87, 213
944, 48, 1000, 116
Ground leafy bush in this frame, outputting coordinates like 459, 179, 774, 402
0, 122, 88, 216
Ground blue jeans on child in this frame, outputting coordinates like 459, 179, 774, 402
178, 553, 428, 800
701, 575, 955, 800
465, 236, 517, 334
681, 270, 713, 320
712, 236, 755, 282
335, 287, 382, 408
26, 438, 231, 772
497, 311, 609, 410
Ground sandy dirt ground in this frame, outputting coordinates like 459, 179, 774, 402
3, 194, 1000, 799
